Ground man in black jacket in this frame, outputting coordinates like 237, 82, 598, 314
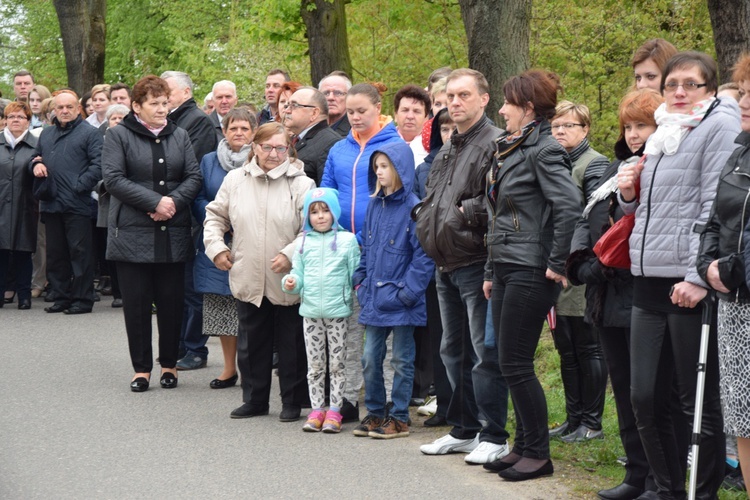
415, 69, 510, 464
162, 71, 218, 164
318, 72, 352, 137
32, 90, 102, 314
283, 87, 342, 185
162, 70, 217, 371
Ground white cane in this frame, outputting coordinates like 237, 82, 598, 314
687, 292, 715, 500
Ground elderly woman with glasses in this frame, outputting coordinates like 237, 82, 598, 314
0, 102, 38, 310
547, 101, 609, 444
618, 51, 740, 499
204, 121, 315, 422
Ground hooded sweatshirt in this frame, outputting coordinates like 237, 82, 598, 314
352, 141, 434, 327
282, 187, 361, 318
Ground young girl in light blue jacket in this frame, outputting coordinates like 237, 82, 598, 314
283, 187, 360, 433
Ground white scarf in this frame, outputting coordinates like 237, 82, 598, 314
644, 98, 715, 156
582, 155, 641, 218
3, 127, 28, 149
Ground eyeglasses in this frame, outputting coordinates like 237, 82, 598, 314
287, 102, 317, 111
551, 123, 585, 131
322, 90, 347, 98
5, 114, 29, 121
663, 81, 708, 93
258, 144, 289, 154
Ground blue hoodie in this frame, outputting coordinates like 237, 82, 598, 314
352, 142, 434, 327
282, 187, 361, 319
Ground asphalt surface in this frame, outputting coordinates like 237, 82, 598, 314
1, 296, 572, 499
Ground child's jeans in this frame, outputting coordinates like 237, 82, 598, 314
303, 317, 348, 410
362, 325, 415, 422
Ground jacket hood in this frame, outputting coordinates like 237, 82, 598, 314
368, 140, 415, 196
243, 156, 307, 179
302, 187, 342, 231
429, 108, 449, 153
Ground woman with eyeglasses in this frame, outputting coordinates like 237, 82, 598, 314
547, 101, 609, 444
0, 102, 38, 310
617, 51, 740, 499
204, 121, 315, 422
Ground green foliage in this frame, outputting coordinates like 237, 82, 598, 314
532, 0, 714, 156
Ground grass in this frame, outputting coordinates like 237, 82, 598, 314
527, 326, 746, 499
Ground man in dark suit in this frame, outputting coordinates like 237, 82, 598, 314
283, 87, 342, 186
208, 80, 238, 142
318, 72, 352, 138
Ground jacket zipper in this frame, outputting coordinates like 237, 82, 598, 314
506, 197, 520, 231
351, 145, 366, 232
639, 155, 663, 277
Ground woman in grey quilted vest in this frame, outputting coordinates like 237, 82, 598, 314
618, 51, 740, 499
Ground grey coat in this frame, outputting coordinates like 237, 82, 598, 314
102, 113, 202, 263
0, 131, 38, 252
621, 97, 741, 287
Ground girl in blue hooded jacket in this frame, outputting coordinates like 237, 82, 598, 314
282, 187, 360, 433
351, 141, 434, 439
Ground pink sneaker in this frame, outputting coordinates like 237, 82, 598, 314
302, 410, 326, 432
322, 410, 343, 434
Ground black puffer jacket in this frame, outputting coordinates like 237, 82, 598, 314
566, 138, 638, 327
485, 120, 580, 276
697, 131, 750, 303
415, 115, 501, 273
102, 113, 202, 263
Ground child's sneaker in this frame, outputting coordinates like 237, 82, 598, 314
369, 416, 409, 439
321, 410, 343, 433
302, 409, 326, 432
352, 414, 383, 437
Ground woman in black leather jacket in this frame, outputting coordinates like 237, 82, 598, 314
697, 54, 750, 492
567, 89, 663, 500
481, 70, 581, 481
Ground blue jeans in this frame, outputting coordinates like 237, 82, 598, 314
179, 261, 207, 359
362, 325, 415, 422
437, 263, 509, 444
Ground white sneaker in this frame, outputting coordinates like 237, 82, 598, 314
420, 433, 479, 455
417, 396, 437, 416
464, 441, 510, 464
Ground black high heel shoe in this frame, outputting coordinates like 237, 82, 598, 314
210, 373, 238, 389
4, 291, 15, 304
18, 298, 31, 310
160, 371, 178, 389
130, 377, 150, 392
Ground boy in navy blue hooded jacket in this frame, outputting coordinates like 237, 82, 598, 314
351, 141, 434, 439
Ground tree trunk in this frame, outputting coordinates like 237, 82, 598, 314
53, 0, 106, 96
458, 0, 530, 123
707, 0, 750, 84
300, 0, 352, 86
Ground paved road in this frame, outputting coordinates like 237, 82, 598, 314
1, 297, 572, 499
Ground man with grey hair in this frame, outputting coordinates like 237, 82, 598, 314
282, 87, 341, 185
209, 80, 238, 140
203, 92, 214, 114
160, 70, 218, 371
318, 71, 352, 137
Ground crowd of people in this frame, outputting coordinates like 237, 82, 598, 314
1, 36, 750, 498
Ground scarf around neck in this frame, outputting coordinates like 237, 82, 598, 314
3, 127, 28, 149
134, 113, 166, 136
582, 154, 641, 218
216, 139, 251, 172
645, 98, 715, 156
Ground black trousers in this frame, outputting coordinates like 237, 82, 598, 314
493, 263, 560, 459
44, 212, 95, 309
117, 261, 185, 373
599, 326, 651, 489
630, 306, 724, 500
0, 250, 32, 302
237, 298, 308, 409
553, 315, 607, 430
